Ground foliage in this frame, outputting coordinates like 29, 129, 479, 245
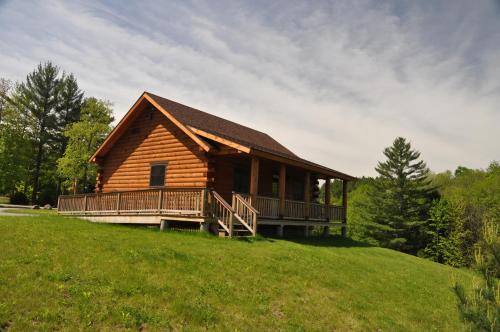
0, 212, 473, 331
454, 222, 500, 331
9, 192, 29, 205
1, 62, 86, 204
422, 199, 467, 267
0, 80, 32, 196
11, 62, 64, 203
54, 73, 84, 153
345, 178, 378, 244
344, 160, 499, 268
364, 137, 434, 252
428, 161, 500, 266
0, 62, 112, 204
57, 98, 113, 193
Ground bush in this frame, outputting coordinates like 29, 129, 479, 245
9, 192, 29, 205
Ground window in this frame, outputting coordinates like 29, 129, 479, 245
150, 163, 167, 187
233, 166, 249, 193
272, 174, 279, 198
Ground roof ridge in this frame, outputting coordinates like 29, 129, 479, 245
145, 92, 273, 137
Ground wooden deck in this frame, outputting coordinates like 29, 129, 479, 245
58, 188, 346, 237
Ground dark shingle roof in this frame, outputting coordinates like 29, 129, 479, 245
147, 92, 298, 159
146, 92, 355, 180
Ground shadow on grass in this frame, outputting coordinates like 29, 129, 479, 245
64, 219, 370, 248
234, 234, 277, 243
235, 233, 372, 248
282, 235, 374, 248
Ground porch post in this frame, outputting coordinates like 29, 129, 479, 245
324, 177, 331, 221
304, 172, 311, 220
250, 157, 260, 204
342, 180, 348, 238
279, 163, 286, 218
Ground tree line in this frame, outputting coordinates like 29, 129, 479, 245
0, 62, 114, 205
324, 137, 499, 331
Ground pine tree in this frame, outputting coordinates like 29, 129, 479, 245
13, 62, 63, 203
55, 73, 84, 152
366, 137, 433, 252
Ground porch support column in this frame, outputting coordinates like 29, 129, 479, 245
304, 172, 311, 220
279, 164, 286, 218
324, 177, 331, 221
342, 180, 348, 238
250, 157, 260, 204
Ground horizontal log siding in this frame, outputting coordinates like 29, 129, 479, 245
101, 107, 209, 192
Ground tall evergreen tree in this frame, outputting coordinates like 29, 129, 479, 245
366, 137, 433, 252
13, 62, 63, 203
55, 73, 84, 151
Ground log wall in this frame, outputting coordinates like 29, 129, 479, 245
100, 106, 209, 192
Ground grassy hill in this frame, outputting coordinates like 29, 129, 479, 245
0, 211, 472, 331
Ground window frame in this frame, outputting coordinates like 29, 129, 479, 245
149, 162, 167, 188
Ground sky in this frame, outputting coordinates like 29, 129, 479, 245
0, 0, 499, 177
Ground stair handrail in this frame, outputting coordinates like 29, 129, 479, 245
209, 190, 235, 237
232, 193, 259, 236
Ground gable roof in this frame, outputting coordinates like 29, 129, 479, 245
146, 92, 298, 159
91, 92, 356, 181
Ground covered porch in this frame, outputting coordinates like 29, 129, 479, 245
212, 152, 350, 237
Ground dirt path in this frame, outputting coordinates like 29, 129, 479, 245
0, 208, 33, 217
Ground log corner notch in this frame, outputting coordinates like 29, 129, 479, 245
94, 157, 104, 193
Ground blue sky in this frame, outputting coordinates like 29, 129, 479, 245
1, 0, 499, 176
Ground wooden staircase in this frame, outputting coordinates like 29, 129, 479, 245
209, 191, 258, 237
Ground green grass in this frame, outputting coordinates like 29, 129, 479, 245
0, 211, 472, 331
0, 196, 8, 204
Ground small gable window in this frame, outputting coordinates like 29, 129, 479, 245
150, 163, 167, 187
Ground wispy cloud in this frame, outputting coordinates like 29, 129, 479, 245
0, 0, 499, 176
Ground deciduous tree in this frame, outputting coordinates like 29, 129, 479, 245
57, 98, 113, 193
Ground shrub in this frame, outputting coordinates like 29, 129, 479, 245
9, 192, 29, 205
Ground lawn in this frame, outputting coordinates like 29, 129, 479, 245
0, 196, 8, 204
0, 211, 472, 331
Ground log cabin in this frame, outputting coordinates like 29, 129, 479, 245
58, 92, 356, 237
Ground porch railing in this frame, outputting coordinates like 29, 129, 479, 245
58, 188, 206, 216
251, 195, 280, 219
239, 193, 343, 221
59, 189, 343, 222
